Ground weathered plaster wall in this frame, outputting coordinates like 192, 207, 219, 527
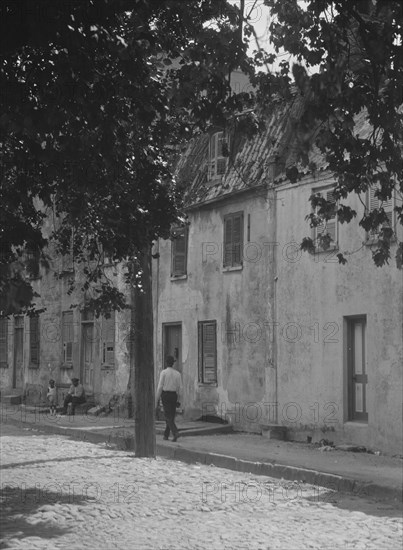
275, 174, 403, 454
0, 222, 132, 407
154, 191, 275, 431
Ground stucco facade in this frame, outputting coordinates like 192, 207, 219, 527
275, 173, 403, 454
153, 103, 403, 454
0, 216, 132, 409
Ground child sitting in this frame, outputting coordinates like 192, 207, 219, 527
47, 379, 57, 416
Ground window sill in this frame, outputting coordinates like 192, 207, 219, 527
198, 382, 218, 387
364, 236, 396, 247
101, 365, 115, 371
170, 274, 187, 281
222, 265, 243, 272
60, 363, 74, 370
312, 245, 339, 254
344, 421, 368, 427
28, 364, 39, 369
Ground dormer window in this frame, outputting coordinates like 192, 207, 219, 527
208, 131, 228, 181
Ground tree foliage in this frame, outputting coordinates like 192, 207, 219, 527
261, 0, 402, 267
1, 0, 402, 319
0, 0, 257, 316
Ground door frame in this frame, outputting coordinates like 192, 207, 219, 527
13, 316, 24, 389
80, 317, 100, 391
162, 322, 182, 373
344, 315, 368, 422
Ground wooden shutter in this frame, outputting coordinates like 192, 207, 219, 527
198, 322, 217, 384
216, 132, 226, 175
198, 323, 203, 382
223, 216, 233, 267
172, 228, 187, 276
224, 213, 243, 267
102, 313, 115, 366
30, 316, 39, 365
62, 311, 73, 363
368, 187, 394, 234
202, 322, 217, 383
325, 190, 337, 244
232, 213, 243, 265
313, 189, 337, 249
0, 319, 8, 367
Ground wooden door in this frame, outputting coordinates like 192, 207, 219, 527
81, 322, 95, 391
347, 317, 368, 422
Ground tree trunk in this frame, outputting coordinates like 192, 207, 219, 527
130, 246, 156, 457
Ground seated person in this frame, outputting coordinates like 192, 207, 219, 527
61, 377, 86, 415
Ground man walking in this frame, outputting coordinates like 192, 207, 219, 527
155, 356, 182, 442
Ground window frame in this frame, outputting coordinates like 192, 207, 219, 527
311, 187, 338, 252
171, 226, 188, 278
198, 320, 218, 385
208, 131, 229, 181
223, 211, 244, 268
365, 185, 396, 243
29, 315, 40, 368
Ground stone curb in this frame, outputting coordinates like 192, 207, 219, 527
157, 444, 402, 503
2, 415, 402, 503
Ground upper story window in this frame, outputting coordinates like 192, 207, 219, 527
223, 211, 244, 268
208, 131, 228, 181
312, 188, 338, 251
171, 227, 188, 278
366, 185, 395, 240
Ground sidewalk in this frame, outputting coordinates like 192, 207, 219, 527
1, 403, 402, 504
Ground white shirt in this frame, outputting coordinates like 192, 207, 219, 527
156, 367, 181, 400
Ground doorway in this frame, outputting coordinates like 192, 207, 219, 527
13, 316, 24, 389
163, 323, 182, 373
81, 313, 99, 392
346, 316, 368, 422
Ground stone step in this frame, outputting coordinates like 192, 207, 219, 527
1, 394, 23, 405
260, 423, 287, 440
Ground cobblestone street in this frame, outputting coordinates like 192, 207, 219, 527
1, 425, 402, 550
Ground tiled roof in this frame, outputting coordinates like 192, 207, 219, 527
176, 100, 374, 206
177, 96, 305, 206
274, 108, 373, 184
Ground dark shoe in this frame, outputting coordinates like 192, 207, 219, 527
163, 436, 169, 441
172, 434, 179, 442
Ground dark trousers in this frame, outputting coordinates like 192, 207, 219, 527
63, 394, 85, 415
161, 391, 178, 438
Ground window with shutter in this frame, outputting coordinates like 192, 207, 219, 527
312, 188, 338, 251
102, 313, 115, 367
171, 227, 188, 277
198, 321, 217, 384
30, 315, 40, 366
208, 131, 228, 180
367, 186, 395, 239
62, 311, 74, 364
223, 212, 244, 267
0, 319, 8, 367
